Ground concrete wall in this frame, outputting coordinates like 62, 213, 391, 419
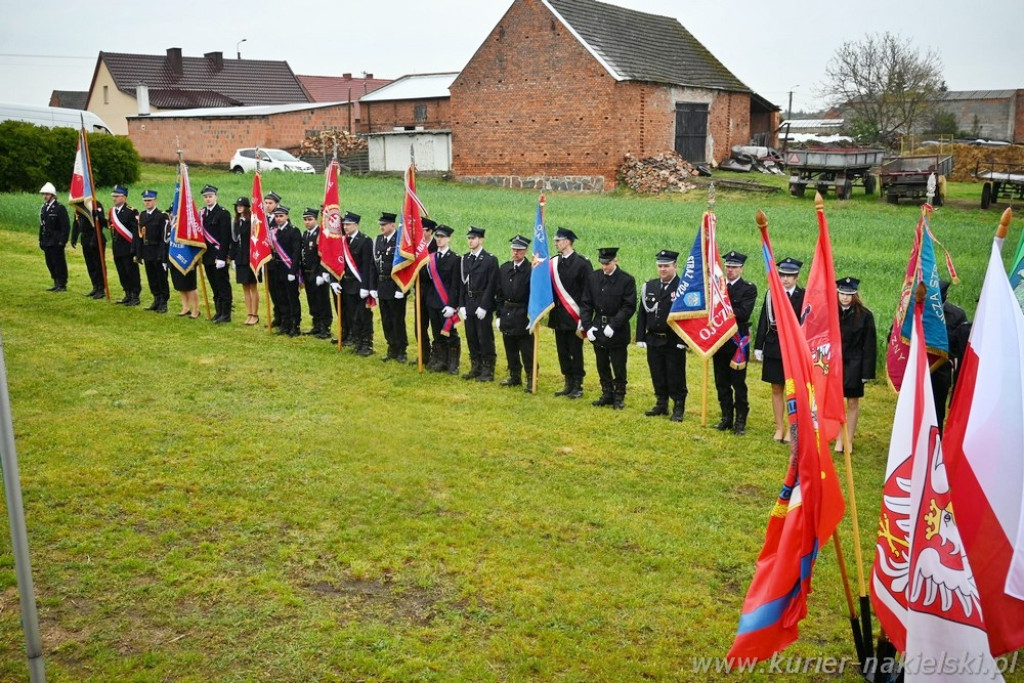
935, 92, 1020, 142
367, 131, 452, 172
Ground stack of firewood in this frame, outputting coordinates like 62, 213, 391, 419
299, 129, 367, 158
616, 152, 699, 194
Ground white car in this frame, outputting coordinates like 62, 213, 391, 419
229, 148, 315, 174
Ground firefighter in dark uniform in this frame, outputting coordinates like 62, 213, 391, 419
754, 256, 805, 443
835, 276, 877, 452
108, 185, 140, 305
581, 247, 637, 409
416, 219, 438, 365
496, 234, 534, 391
135, 190, 169, 313
200, 184, 233, 323
423, 224, 462, 374
373, 212, 407, 362
636, 249, 687, 421
548, 228, 591, 398
71, 199, 107, 299
301, 207, 332, 339
38, 182, 70, 292
932, 279, 972, 433
714, 250, 758, 435
263, 191, 283, 328
459, 226, 500, 382
268, 206, 302, 336
331, 212, 376, 355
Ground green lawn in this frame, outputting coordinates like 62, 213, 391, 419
0, 166, 1020, 681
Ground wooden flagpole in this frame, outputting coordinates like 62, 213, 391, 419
199, 264, 211, 320
833, 530, 867, 663
701, 359, 709, 427
263, 264, 272, 333
532, 327, 540, 394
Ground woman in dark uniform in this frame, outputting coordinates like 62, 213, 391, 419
754, 257, 804, 443
835, 276, 876, 453
232, 197, 260, 325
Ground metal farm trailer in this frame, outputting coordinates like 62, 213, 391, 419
785, 148, 885, 199
977, 161, 1024, 209
878, 154, 954, 205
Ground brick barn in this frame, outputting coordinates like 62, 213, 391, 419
450, 0, 780, 190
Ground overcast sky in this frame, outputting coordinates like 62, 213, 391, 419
2, 0, 1020, 114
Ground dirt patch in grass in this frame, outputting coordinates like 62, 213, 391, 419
307, 577, 467, 625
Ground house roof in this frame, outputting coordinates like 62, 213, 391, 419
360, 73, 459, 102
49, 90, 89, 110
129, 101, 346, 119
95, 49, 310, 107
940, 89, 1018, 101
298, 75, 393, 103
544, 0, 750, 92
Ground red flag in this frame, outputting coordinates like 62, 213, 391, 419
727, 211, 845, 664
249, 172, 273, 275
945, 209, 1024, 656
800, 196, 845, 443
69, 126, 95, 225
317, 160, 346, 279
392, 162, 430, 292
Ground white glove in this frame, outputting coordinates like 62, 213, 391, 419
677, 344, 685, 350
495, 317, 501, 330
754, 349, 764, 362
862, 378, 869, 383
576, 321, 583, 332
586, 327, 597, 342
315, 274, 325, 286
636, 341, 647, 349
287, 274, 296, 282
442, 306, 455, 318
476, 307, 486, 320
370, 290, 378, 299
603, 324, 614, 338
162, 263, 168, 271
459, 307, 467, 320
215, 259, 226, 269
330, 282, 342, 295
394, 291, 404, 299
359, 288, 369, 299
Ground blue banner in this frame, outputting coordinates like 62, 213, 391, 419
668, 225, 707, 319
527, 197, 554, 332
900, 217, 948, 355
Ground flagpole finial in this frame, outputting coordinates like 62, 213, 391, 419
755, 209, 768, 231
997, 207, 1013, 240
707, 181, 716, 210
814, 191, 824, 212
914, 281, 927, 305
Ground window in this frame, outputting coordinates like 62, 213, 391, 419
103, 85, 109, 105
414, 104, 427, 123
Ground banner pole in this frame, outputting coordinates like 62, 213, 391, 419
840, 421, 874, 660
701, 359, 709, 427
415, 283, 423, 371
199, 262, 211, 319
263, 264, 272, 333
532, 327, 540, 394
832, 530, 866, 664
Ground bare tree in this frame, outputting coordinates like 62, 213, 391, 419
821, 32, 945, 146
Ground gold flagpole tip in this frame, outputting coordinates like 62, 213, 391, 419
814, 192, 824, 210
914, 281, 927, 305
755, 209, 768, 229
997, 207, 1013, 239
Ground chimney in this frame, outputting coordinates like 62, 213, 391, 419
166, 47, 183, 75
365, 73, 372, 79
343, 73, 352, 80
136, 83, 150, 116
204, 51, 224, 72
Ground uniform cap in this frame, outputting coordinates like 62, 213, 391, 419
776, 257, 802, 274
264, 191, 281, 203
421, 218, 438, 231
434, 224, 454, 237
598, 247, 619, 264
939, 279, 951, 302
655, 249, 679, 264
200, 184, 218, 196
272, 205, 290, 215
379, 212, 397, 224
836, 276, 860, 294
723, 250, 747, 266
555, 227, 578, 242
342, 211, 360, 224
235, 196, 251, 208
111, 185, 128, 197
303, 207, 319, 219
467, 226, 485, 238
509, 234, 531, 249
141, 189, 158, 200
39, 182, 57, 194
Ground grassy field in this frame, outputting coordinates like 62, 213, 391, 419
0, 165, 1020, 681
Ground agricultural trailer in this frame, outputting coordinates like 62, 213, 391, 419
878, 154, 953, 205
976, 161, 1024, 209
785, 148, 885, 199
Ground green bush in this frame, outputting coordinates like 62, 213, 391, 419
0, 122, 140, 193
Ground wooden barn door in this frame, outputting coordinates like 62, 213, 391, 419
675, 103, 708, 162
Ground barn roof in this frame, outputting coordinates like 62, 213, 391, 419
360, 73, 459, 102
544, 0, 750, 92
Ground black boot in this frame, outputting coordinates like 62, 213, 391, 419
447, 342, 461, 375
462, 357, 481, 380
670, 399, 685, 422
500, 370, 522, 387
553, 376, 573, 396
592, 381, 614, 407
715, 405, 734, 431
381, 345, 393, 362
645, 397, 669, 417
126, 291, 141, 306
116, 292, 130, 304
427, 343, 446, 372
523, 372, 534, 394
156, 297, 168, 314
394, 348, 408, 364
84, 286, 98, 297
356, 338, 374, 356
476, 357, 495, 382
567, 375, 584, 400
612, 381, 626, 410
46, 280, 59, 292
145, 296, 159, 311
733, 408, 749, 436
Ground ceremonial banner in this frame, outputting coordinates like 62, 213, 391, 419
945, 210, 1024, 657
168, 164, 205, 275
669, 211, 737, 358
728, 212, 845, 664
69, 126, 95, 226
527, 195, 554, 332
1009, 222, 1024, 313
249, 171, 273, 275
317, 160, 345, 279
800, 198, 845, 442
392, 162, 430, 292
872, 290, 1003, 680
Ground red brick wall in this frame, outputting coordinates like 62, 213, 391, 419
362, 99, 452, 133
1016, 91, 1024, 145
127, 104, 355, 164
450, 0, 751, 189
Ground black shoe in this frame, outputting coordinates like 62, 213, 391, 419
553, 379, 573, 397
52, 284, 67, 292
46, 282, 58, 292
126, 296, 140, 306
645, 401, 669, 417
567, 386, 584, 400
115, 295, 130, 304
394, 352, 407, 364
316, 330, 332, 340
356, 345, 374, 357
270, 319, 280, 328
670, 404, 685, 422
715, 417, 734, 431
287, 327, 300, 337
145, 300, 159, 311
84, 288, 98, 297
156, 302, 168, 313
500, 376, 522, 387
276, 326, 290, 335
303, 328, 319, 336
215, 315, 231, 324
91, 290, 106, 299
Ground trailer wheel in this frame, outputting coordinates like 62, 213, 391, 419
816, 183, 829, 197
887, 193, 899, 205
992, 182, 1002, 199
840, 180, 853, 200
864, 174, 877, 195
981, 182, 992, 209
789, 183, 805, 198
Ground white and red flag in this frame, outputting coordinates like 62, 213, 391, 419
317, 159, 345, 279
871, 285, 1003, 680
249, 171, 273, 275
945, 208, 1024, 657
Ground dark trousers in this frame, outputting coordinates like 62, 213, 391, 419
502, 333, 533, 377
342, 294, 373, 342
417, 289, 432, 352
464, 308, 496, 361
204, 262, 232, 311
379, 296, 408, 351
280, 279, 301, 327
427, 307, 459, 345
304, 278, 332, 329
113, 254, 140, 295
82, 243, 105, 289
144, 260, 170, 301
268, 276, 283, 323
554, 329, 585, 379
42, 245, 68, 284
594, 345, 628, 384
646, 342, 687, 401
713, 346, 749, 413
931, 364, 953, 433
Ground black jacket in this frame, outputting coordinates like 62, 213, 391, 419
497, 259, 532, 335
301, 226, 322, 275
580, 266, 637, 348
424, 249, 461, 309
755, 286, 805, 360
339, 231, 376, 294
201, 204, 232, 263
137, 208, 169, 262
547, 251, 591, 331
39, 200, 70, 248
268, 222, 301, 280
109, 203, 138, 258
636, 276, 679, 347
839, 304, 877, 390
71, 203, 107, 248
459, 249, 499, 314
728, 278, 758, 337
374, 232, 399, 298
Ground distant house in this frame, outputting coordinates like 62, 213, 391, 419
361, 73, 458, 172
932, 90, 1024, 143
297, 72, 393, 130
48, 90, 89, 110
450, 0, 779, 190
86, 48, 311, 134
